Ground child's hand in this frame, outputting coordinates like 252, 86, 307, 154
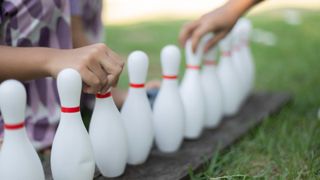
179, 0, 261, 52
47, 43, 124, 94
179, 4, 238, 53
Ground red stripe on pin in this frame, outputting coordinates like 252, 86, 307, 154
163, 75, 177, 79
241, 40, 249, 46
130, 83, 145, 88
233, 45, 241, 51
96, 92, 112, 98
61, 106, 80, 113
4, 122, 25, 130
222, 51, 231, 57
187, 65, 200, 70
204, 60, 216, 65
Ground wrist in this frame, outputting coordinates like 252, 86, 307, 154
225, 0, 255, 18
44, 48, 64, 78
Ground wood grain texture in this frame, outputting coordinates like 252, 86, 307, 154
43, 92, 292, 180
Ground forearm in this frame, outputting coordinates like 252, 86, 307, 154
226, 0, 264, 17
0, 46, 55, 82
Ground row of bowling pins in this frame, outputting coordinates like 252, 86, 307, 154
219, 18, 255, 117
0, 18, 254, 180
114, 17, 255, 177
181, 18, 255, 139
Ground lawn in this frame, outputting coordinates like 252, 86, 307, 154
104, 8, 320, 179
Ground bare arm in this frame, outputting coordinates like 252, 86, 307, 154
0, 44, 124, 94
179, 0, 264, 52
0, 46, 52, 81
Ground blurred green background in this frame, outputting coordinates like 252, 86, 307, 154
104, 9, 320, 179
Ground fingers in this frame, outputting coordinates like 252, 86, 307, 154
99, 57, 122, 87
179, 21, 199, 48
100, 83, 111, 93
80, 68, 102, 94
99, 45, 124, 88
87, 62, 108, 89
204, 31, 228, 53
191, 25, 208, 53
107, 50, 123, 87
87, 43, 124, 91
107, 73, 120, 87
106, 47, 125, 68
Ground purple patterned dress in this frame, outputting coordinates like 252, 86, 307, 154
70, 0, 104, 43
0, 0, 103, 150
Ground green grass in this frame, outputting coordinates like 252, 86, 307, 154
105, 8, 320, 179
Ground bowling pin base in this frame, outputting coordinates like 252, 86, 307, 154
42, 92, 291, 180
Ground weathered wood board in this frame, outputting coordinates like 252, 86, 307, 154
43, 91, 292, 180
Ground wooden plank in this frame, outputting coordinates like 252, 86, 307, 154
43, 92, 292, 180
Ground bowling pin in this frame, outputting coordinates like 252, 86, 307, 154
201, 46, 223, 128
231, 23, 247, 104
153, 45, 185, 153
89, 90, 128, 177
180, 34, 212, 139
51, 68, 95, 180
121, 51, 154, 165
0, 80, 45, 180
218, 34, 242, 116
239, 18, 255, 98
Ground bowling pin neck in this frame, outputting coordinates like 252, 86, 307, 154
96, 91, 112, 99
221, 51, 232, 58
241, 39, 249, 47
95, 92, 117, 108
186, 65, 201, 71
162, 75, 178, 86
185, 68, 200, 76
232, 42, 241, 52
203, 60, 217, 67
128, 83, 146, 94
3, 122, 29, 140
202, 61, 216, 73
162, 80, 178, 88
61, 106, 80, 113
162, 75, 178, 80
60, 106, 82, 121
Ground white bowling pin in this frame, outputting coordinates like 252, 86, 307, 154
180, 34, 212, 139
231, 23, 247, 104
51, 68, 95, 180
218, 35, 242, 116
89, 91, 128, 177
153, 45, 185, 153
121, 51, 154, 165
201, 46, 223, 128
0, 80, 45, 180
239, 18, 255, 97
